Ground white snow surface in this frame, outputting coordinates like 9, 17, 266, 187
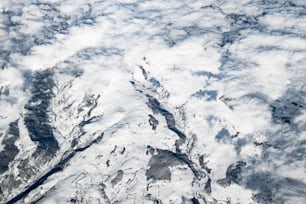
0, 0, 306, 204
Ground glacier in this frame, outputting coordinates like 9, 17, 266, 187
0, 0, 306, 203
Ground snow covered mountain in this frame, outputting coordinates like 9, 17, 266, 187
1, 0, 306, 203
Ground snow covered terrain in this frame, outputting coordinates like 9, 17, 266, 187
0, 0, 306, 203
